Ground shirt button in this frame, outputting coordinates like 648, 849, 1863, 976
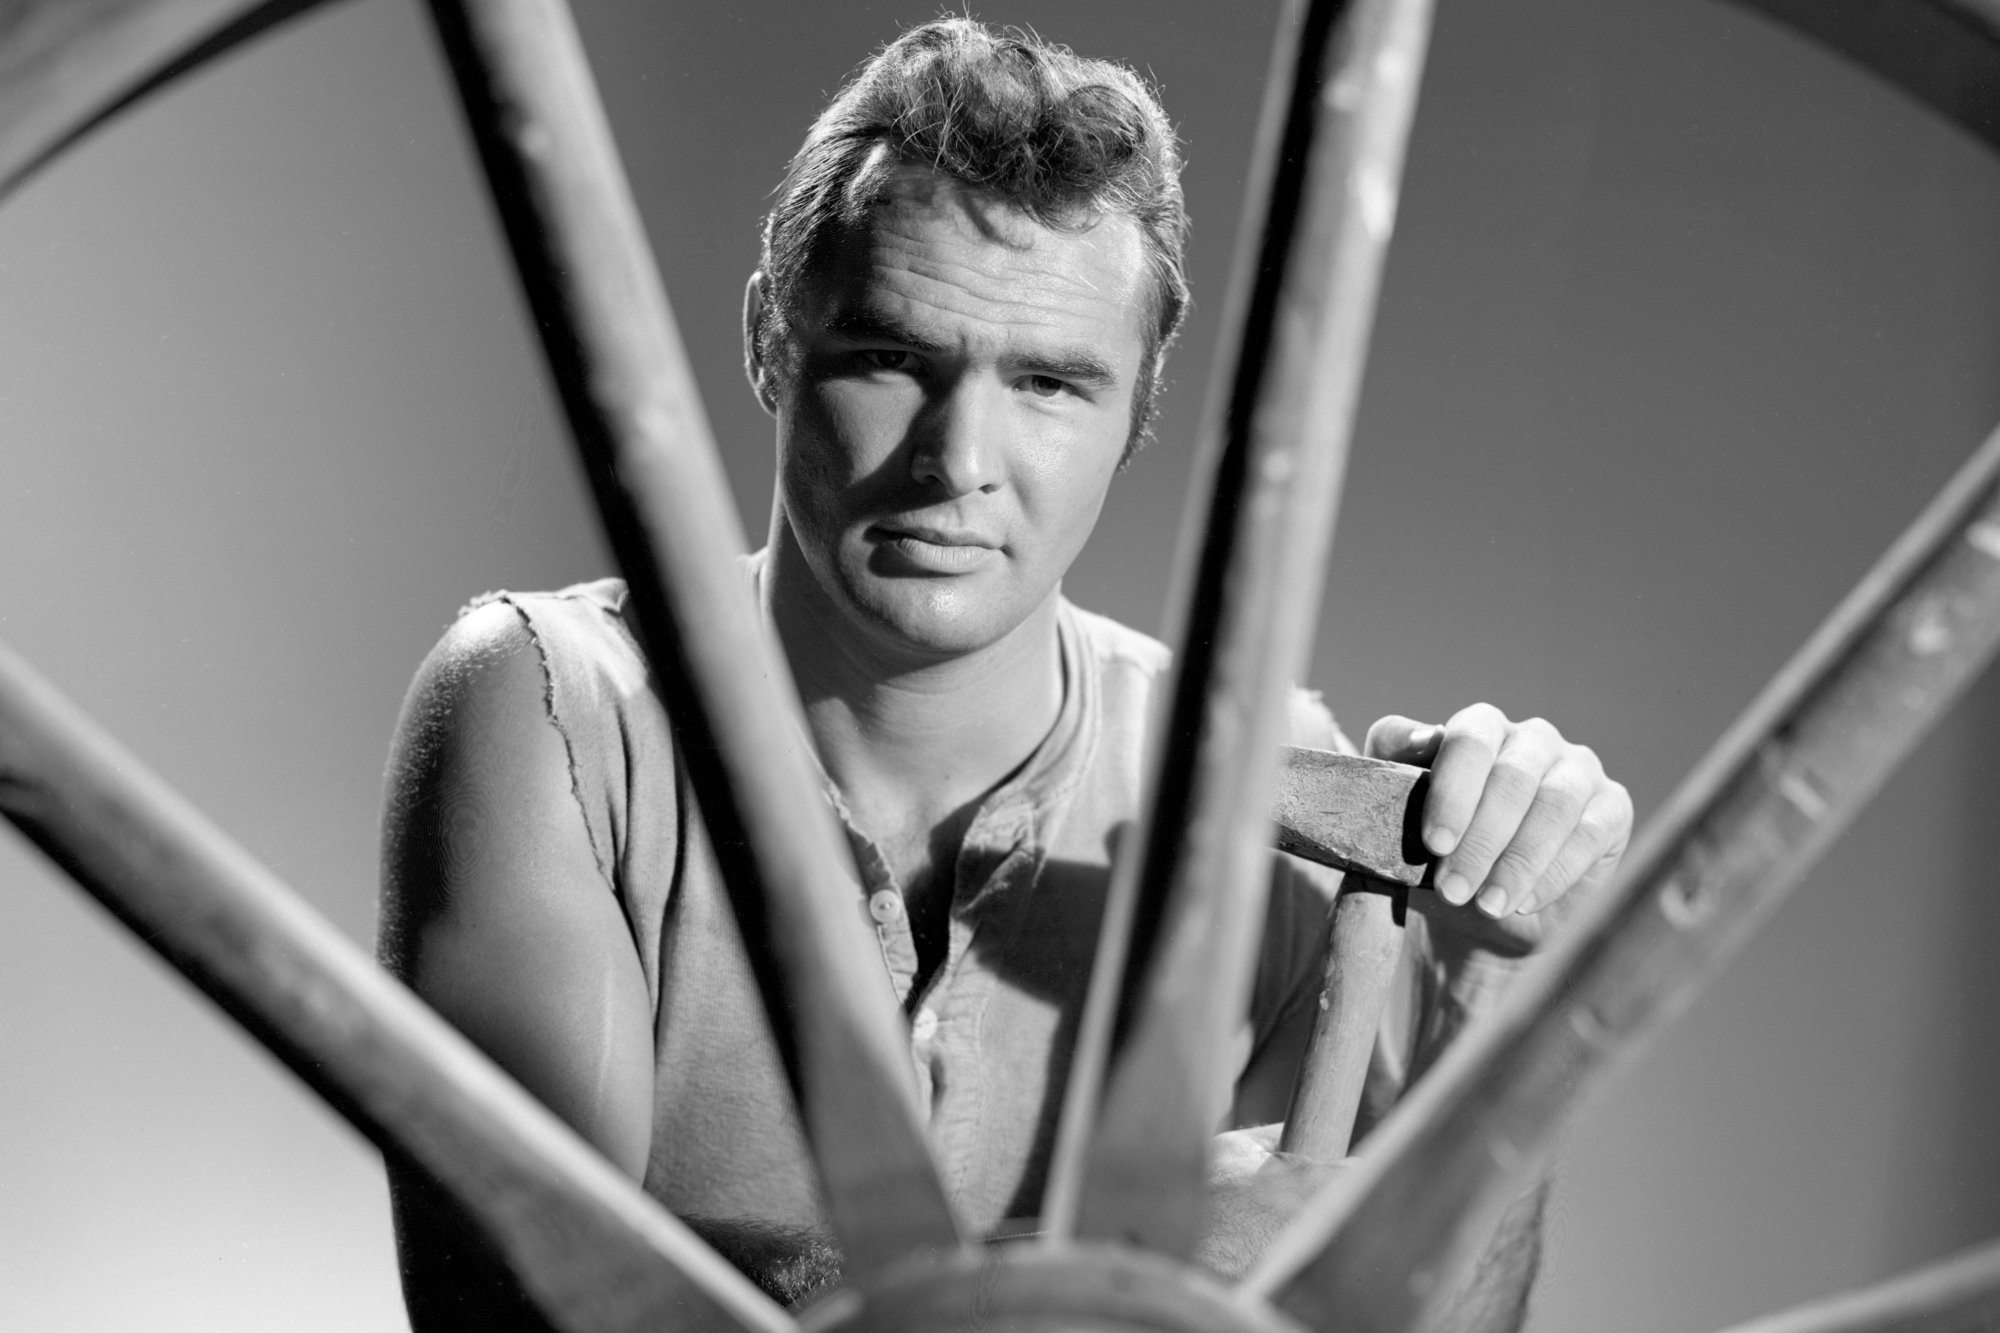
869, 890, 903, 924
911, 1008, 939, 1042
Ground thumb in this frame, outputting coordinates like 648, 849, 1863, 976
1364, 714, 1442, 764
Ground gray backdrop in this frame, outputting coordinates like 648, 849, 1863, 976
1, 0, 1996, 1328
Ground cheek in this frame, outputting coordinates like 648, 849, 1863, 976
778, 384, 924, 544
802, 381, 921, 471
776, 405, 843, 522
1012, 419, 1123, 557
778, 390, 868, 502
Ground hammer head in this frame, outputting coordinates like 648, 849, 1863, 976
1272, 746, 1432, 887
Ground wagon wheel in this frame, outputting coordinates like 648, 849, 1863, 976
5, 2, 2000, 1332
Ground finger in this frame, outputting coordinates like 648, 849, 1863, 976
1515, 777, 1631, 917
1421, 704, 1510, 881
1476, 748, 1598, 917
1434, 715, 1563, 913
1362, 714, 1443, 765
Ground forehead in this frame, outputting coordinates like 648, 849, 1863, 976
801, 163, 1151, 364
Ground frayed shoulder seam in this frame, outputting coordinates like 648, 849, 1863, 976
479, 591, 618, 897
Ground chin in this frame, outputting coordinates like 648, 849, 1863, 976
846, 575, 1022, 659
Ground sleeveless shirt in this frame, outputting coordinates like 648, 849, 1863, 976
466, 576, 1415, 1235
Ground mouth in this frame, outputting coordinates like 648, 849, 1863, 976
870, 523, 1002, 573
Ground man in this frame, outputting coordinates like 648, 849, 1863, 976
378, 18, 1631, 1330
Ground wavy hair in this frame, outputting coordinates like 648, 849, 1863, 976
756, 18, 1190, 459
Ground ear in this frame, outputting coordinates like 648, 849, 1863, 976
743, 271, 779, 417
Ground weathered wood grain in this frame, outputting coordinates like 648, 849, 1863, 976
1272, 748, 1428, 887
1246, 419, 2000, 1332
1039, 0, 1438, 1259
419, 0, 962, 1277
1270, 749, 1536, 957
0, 644, 790, 1333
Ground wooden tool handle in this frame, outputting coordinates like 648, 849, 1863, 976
1279, 884, 1407, 1161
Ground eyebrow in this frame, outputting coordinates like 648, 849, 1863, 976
820, 310, 949, 356
1021, 350, 1121, 390
820, 309, 1122, 390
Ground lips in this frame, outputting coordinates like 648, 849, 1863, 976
870, 522, 1001, 572
877, 522, 997, 549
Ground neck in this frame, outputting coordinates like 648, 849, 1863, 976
763, 525, 1064, 829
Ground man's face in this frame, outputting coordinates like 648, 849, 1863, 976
762, 164, 1150, 662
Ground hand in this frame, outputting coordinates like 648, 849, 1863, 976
1366, 705, 1632, 950
1195, 1125, 1347, 1279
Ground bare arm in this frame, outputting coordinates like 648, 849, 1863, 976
377, 605, 847, 1317
378, 604, 655, 1331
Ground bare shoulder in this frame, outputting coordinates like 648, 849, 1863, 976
392, 598, 552, 764
378, 598, 588, 970
378, 596, 655, 1171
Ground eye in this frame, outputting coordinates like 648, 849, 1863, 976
857, 349, 912, 373
1024, 374, 1067, 398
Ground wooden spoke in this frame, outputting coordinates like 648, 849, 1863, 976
1243, 419, 2000, 1333
1038, 0, 1436, 1257
419, 0, 962, 1275
0, 0, 328, 202
0, 644, 791, 1333
1708, 1237, 2000, 1333
797, 1245, 1304, 1333
1726, 0, 2000, 154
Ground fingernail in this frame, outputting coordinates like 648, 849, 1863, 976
1477, 884, 1510, 917
1426, 825, 1459, 856
1437, 872, 1472, 905
1410, 724, 1440, 750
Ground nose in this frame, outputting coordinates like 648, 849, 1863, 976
909, 376, 1004, 496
